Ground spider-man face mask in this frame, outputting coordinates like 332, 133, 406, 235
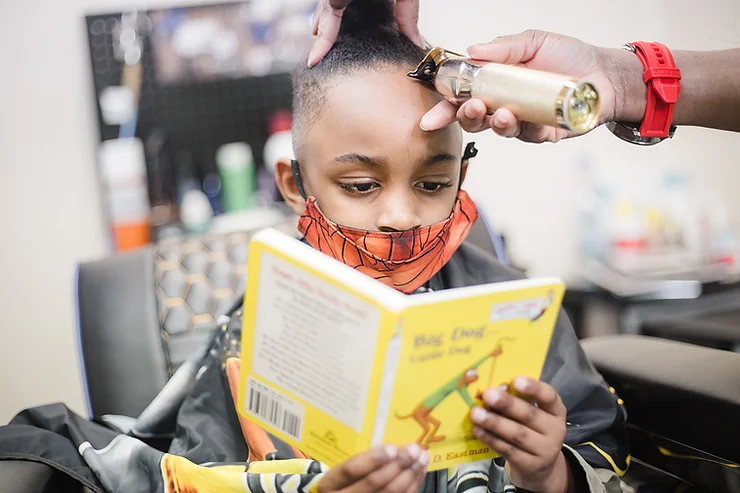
292, 143, 480, 294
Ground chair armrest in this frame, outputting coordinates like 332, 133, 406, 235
0, 460, 78, 493
99, 415, 137, 434
581, 334, 740, 464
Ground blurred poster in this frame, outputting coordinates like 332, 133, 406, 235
150, 0, 317, 84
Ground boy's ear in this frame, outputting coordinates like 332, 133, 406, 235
459, 162, 469, 187
275, 157, 306, 215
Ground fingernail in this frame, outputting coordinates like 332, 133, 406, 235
383, 444, 397, 459
514, 377, 530, 392
418, 450, 430, 467
306, 47, 318, 68
407, 443, 421, 462
494, 114, 510, 128
472, 426, 483, 438
498, 384, 509, 392
484, 388, 501, 405
419, 116, 432, 132
470, 406, 486, 424
464, 104, 476, 120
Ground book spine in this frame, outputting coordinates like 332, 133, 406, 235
370, 322, 404, 446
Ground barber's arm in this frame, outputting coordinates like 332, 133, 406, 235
420, 30, 740, 142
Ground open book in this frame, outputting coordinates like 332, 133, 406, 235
237, 228, 564, 471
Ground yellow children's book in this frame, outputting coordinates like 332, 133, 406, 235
237, 228, 565, 471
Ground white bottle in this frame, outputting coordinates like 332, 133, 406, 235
180, 189, 214, 236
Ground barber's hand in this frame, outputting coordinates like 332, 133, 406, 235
308, 0, 424, 68
420, 30, 618, 144
317, 444, 429, 493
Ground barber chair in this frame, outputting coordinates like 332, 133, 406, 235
582, 335, 740, 492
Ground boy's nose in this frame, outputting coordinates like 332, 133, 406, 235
376, 202, 422, 232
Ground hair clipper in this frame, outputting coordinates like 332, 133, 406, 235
408, 47, 600, 134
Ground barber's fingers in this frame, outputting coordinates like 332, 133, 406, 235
467, 30, 545, 65
456, 100, 495, 134
394, 0, 424, 48
490, 109, 522, 138
517, 123, 571, 144
308, 0, 353, 68
420, 100, 458, 131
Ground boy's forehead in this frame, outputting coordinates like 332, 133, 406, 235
303, 70, 462, 161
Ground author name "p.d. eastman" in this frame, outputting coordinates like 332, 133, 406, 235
433, 447, 491, 463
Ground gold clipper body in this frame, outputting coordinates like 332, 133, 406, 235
408, 48, 600, 134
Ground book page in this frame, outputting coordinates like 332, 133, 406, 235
251, 251, 381, 432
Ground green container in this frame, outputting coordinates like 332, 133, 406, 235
217, 142, 255, 212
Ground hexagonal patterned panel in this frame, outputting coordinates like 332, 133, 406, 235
154, 221, 300, 374
160, 269, 186, 298
182, 250, 209, 274
163, 303, 191, 336
207, 261, 233, 290
186, 280, 213, 316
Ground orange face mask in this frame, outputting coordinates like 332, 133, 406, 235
297, 190, 478, 293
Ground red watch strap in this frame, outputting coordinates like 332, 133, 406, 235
630, 41, 681, 138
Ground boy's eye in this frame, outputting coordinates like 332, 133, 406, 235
338, 181, 379, 194
416, 181, 453, 193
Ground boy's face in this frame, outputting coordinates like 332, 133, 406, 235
277, 70, 464, 231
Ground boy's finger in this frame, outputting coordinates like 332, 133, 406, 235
480, 387, 551, 434
420, 100, 458, 131
472, 425, 538, 469
319, 445, 397, 492
470, 406, 543, 455
376, 468, 419, 493
378, 454, 428, 493
512, 377, 567, 417
341, 445, 425, 493
342, 461, 404, 493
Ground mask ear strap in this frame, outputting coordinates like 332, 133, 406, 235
291, 159, 308, 200
459, 142, 478, 189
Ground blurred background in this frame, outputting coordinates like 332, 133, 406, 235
1, 0, 740, 424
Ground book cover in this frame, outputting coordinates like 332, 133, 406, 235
377, 282, 563, 469
237, 229, 564, 471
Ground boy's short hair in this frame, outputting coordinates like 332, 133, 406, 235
291, 0, 426, 156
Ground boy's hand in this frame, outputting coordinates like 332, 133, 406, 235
318, 443, 429, 493
470, 377, 571, 493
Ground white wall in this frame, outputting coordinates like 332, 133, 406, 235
1, 0, 739, 423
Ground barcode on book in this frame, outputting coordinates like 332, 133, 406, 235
246, 377, 305, 441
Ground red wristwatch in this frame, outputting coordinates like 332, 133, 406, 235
607, 42, 682, 145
